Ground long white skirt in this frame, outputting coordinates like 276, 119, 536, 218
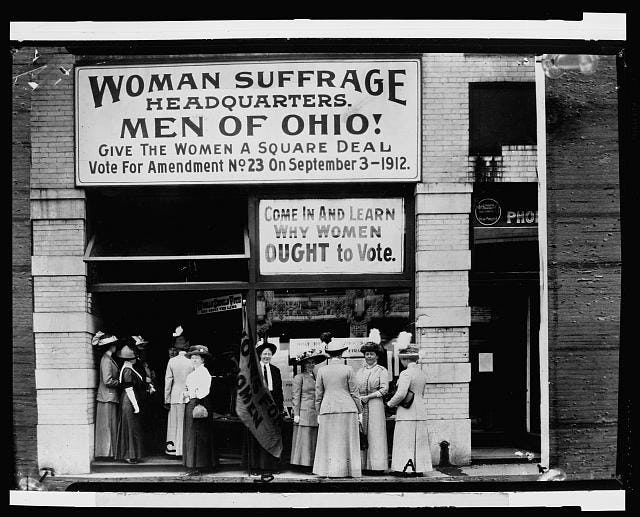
166, 403, 186, 456
390, 419, 432, 474
313, 413, 361, 478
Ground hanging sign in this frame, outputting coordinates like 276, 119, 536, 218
75, 59, 420, 185
259, 198, 404, 275
196, 294, 243, 315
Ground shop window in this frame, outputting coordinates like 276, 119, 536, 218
469, 83, 536, 155
85, 187, 249, 285
256, 287, 411, 397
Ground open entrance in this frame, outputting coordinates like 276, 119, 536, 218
470, 183, 541, 458
93, 290, 247, 463
469, 284, 541, 453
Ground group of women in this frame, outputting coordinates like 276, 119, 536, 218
287, 330, 433, 478
93, 331, 217, 474
94, 327, 433, 478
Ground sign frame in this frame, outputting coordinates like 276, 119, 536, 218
257, 197, 405, 276
74, 58, 421, 187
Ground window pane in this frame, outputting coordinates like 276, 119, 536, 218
87, 188, 247, 257
469, 83, 536, 155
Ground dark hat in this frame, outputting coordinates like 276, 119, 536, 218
172, 326, 189, 350
256, 340, 277, 356
186, 345, 211, 358
319, 332, 333, 344
117, 344, 136, 360
360, 342, 384, 356
398, 346, 420, 359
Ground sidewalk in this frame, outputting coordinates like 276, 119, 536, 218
39, 462, 542, 490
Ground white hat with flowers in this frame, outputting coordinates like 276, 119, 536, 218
296, 347, 328, 365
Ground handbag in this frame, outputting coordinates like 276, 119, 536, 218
359, 422, 368, 450
192, 403, 208, 419
399, 389, 415, 409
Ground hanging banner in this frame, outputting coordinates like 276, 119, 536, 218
259, 198, 404, 275
235, 334, 283, 458
75, 59, 420, 186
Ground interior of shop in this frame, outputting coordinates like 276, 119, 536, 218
92, 287, 412, 464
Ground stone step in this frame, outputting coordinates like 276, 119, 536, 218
91, 456, 243, 474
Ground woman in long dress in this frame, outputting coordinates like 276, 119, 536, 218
290, 348, 326, 470
164, 327, 194, 457
93, 332, 120, 459
356, 334, 389, 473
386, 339, 432, 476
115, 342, 146, 463
313, 332, 363, 478
182, 345, 217, 474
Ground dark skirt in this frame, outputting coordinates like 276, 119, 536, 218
183, 397, 217, 469
95, 401, 119, 458
242, 431, 281, 473
115, 394, 145, 460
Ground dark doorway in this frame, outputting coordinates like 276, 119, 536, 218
469, 285, 540, 451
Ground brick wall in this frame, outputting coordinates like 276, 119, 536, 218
468, 145, 538, 183
418, 327, 469, 363
12, 44, 38, 480
417, 271, 468, 307
35, 333, 94, 369
416, 214, 469, 250
422, 53, 535, 184
32, 220, 85, 255
545, 55, 620, 479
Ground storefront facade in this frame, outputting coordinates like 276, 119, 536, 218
12, 45, 621, 482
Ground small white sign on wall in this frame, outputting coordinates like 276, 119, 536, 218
478, 352, 494, 372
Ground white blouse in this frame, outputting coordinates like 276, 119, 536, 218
185, 364, 211, 400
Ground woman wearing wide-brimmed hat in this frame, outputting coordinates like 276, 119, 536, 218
312, 332, 363, 478
115, 338, 146, 463
386, 332, 432, 476
356, 329, 389, 473
290, 348, 327, 469
182, 345, 217, 474
242, 338, 284, 475
93, 332, 121, 459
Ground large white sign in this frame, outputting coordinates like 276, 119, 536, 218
289, 337, 368, 359
259, 198, 404, 275
75, 59, 420, 185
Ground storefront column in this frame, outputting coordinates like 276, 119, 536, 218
31, 192, 99, 475
415, 182, 472, 466
29, 49, 98, 475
